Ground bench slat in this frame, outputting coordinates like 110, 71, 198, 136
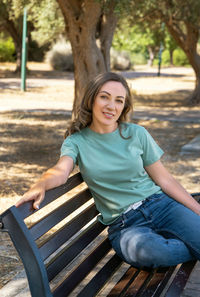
122, 270, 153, 297
138, 266, 176, 297
77, 254, 123, 297
165, 260, 197, 297
30, 188, 92, 240
108, 266, 176, 297
107, 266, 141, 297
53, 238, 112, 297
39, 203, 98, 260
47, 220, 106, 281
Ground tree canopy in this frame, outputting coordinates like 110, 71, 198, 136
123, 0, 200, 104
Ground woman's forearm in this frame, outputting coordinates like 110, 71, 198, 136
158, 175, 200, 215
145, 160, 200, 215
37, 166, 69, 191
16, 156, 74, 209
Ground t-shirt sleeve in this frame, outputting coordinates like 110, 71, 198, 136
60, 136, 79, 165
139, 127, 164, 167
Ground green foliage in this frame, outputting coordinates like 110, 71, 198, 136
112, 22, 141, 53
173, 48, 189, 66
164, 31, 177, 53
1, 0, 65, 47
0, 34, 15, 62
112, 19, 165, 65
30, 0, 65, 46
131, 53, 147, 65
160, 50, 170, 65
154, 48, 189, 66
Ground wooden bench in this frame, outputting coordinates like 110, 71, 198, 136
0, 172, 199, 297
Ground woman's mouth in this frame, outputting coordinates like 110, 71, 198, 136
103, 112, 114, 118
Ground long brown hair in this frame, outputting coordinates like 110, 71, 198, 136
65, 72, 133, 138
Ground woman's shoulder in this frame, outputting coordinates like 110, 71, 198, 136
64, 127, 88, 142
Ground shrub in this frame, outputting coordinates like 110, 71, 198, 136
0, 37, 15, 62
173, 48, 189, 66
45, 39, 74, 71
110, 48, 132, 70
161, 50, 170, 65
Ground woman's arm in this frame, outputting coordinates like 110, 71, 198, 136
15, 156, 74, 210
145, 160, 200, 215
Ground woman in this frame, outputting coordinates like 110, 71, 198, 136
16, 72, 200, 268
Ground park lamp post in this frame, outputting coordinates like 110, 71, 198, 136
21, 7, 27, 91
157, 43, 164, 77
157, 22, 165, 77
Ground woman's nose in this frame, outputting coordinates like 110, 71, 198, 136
106, 100, 115, 109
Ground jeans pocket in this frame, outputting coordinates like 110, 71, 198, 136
108, 217, 125, 237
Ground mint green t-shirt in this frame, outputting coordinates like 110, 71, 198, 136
60, 123, 164, 225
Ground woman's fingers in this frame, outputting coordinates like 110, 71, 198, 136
32, 192, 45, 210
15, 187, 45, 210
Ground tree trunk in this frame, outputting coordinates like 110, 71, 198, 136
186, 59, 200, 105
57, 0, 117, 116
165, 21, 200, 105
169, 49, 173, 66
4, 19, 22, 73
147, 47, 155, 66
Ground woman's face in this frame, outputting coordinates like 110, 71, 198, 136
90, 81, 126, 133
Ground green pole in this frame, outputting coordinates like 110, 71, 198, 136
157, 23, 165, 77
157, 43, 163, 77
21, 7, 27, 91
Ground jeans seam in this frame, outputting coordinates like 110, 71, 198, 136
157, 228, 200, 257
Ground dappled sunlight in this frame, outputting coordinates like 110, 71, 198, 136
129, 76, 194, 96
0, 111, 72, 213
133, 89, 194, 108
126, 66, 196, 108
0, 162, 47, 213
134, 118, 200, 193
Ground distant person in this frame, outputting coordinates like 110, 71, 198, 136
16, 72, 200, 268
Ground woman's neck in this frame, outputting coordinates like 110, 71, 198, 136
89, 122, 118, 134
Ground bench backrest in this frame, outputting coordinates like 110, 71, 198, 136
1, 173, 123, 297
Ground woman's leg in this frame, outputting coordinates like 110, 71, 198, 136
147, 193, 200, 260
109, 215, 194, 268
119, 226, 194, 268
108, 193, 200, 268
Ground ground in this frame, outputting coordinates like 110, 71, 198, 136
0, 63, 200, 289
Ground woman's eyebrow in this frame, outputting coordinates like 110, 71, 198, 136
99, 90, 125, 99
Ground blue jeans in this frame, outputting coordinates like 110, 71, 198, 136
108, 192, 200, 268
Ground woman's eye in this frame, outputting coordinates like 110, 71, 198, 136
116, 99, 124, 104
100, 95, 108, 99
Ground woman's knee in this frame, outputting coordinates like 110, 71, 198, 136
123, 240, 166, 268
119, 233, 163, 267
120, 235, 194, 268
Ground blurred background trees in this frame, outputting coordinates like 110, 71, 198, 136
121, 0, 200, 104
0, 0, 200, 105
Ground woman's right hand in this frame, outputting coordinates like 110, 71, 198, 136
15, 182, 45, 210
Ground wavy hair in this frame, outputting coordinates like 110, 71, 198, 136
65, 72, 133, 138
